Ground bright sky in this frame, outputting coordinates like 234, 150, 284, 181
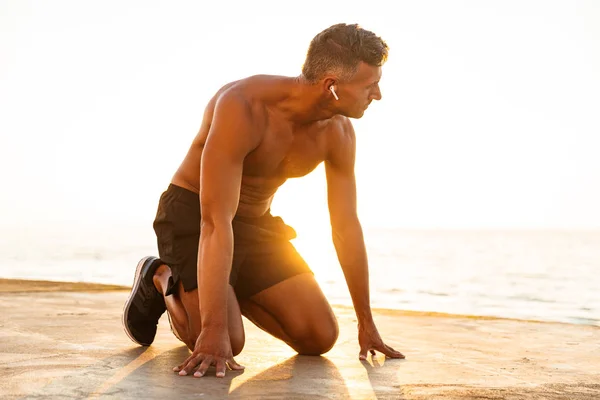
1, 0, 599, 233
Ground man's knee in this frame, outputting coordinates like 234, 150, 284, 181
288, 315, 339, 356
232, 334, 245, 357
178, 285, 245, 355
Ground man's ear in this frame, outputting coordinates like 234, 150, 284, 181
323, 77, 337, 94
323, 77, 338, 99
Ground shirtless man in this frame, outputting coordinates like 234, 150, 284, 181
122, 22, 404, 378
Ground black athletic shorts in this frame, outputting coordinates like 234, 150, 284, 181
152, 184, 313, 299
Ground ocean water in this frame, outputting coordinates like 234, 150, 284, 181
1, 224, 598, 327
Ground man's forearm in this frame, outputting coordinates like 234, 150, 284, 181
197, 222, 233, 330
332, 222, 373, 323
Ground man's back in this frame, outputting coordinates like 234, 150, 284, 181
170, 74, 347, 218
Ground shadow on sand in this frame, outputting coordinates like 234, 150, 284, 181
25, 345, 405, 399
360, 356, 406, 399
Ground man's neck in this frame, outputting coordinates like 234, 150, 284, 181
275, 76, 339, 126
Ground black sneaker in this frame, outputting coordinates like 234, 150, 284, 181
122, 256, 167, 346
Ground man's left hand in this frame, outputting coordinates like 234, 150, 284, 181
358, 321, 405, 360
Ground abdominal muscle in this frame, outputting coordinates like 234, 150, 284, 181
170, 145, 287, 218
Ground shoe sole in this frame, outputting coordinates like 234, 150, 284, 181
122, 256, 157, 346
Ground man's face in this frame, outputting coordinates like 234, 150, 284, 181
337, 62, 383, 119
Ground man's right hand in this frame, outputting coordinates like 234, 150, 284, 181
173, 328, 245, 378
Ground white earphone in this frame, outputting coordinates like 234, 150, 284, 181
329, 86, 339, 100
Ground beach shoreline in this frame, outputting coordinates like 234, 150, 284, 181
2, 277, 595, 328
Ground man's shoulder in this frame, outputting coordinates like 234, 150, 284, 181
205, 76, 288, 135
325, 115, 355, 140
215, 74, 289, 97
321, 115, 356, 164
211, 75, 288, 112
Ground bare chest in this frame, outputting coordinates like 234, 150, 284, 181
244, 123, 329, 179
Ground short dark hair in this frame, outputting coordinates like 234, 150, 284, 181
301, 23, 389, 83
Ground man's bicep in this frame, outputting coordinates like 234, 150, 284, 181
199, 95, 259, 222
200, 151, 244, 224
325, 120, 359, 226
325, 161, 358, 220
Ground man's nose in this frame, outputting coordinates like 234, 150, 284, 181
372, 87, 382, 101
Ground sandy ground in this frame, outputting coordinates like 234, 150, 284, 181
1, 279, 598, 399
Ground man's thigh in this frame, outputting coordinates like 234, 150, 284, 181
234, 240, 336, 331
233, 239, 314, 298
239, 272, 339, 355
